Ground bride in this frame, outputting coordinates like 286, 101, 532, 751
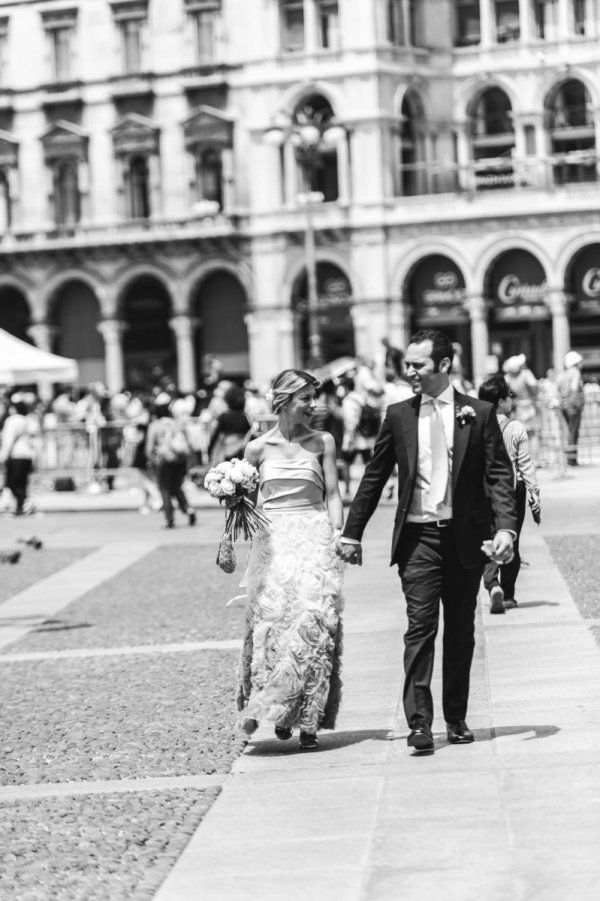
237, 369, 345, 751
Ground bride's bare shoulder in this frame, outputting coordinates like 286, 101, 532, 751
245, 428, 275, 465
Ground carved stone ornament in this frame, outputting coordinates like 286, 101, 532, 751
111, 112, 159, 156
0, 128, 18, 168
40, 120, 88, 163
182, 105, 233, 150
183, 0, 222, 10
109, 1, 148, 22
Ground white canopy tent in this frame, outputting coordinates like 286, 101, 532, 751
0, 327, 78, 384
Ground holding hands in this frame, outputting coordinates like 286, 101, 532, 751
336, 540, 363, 566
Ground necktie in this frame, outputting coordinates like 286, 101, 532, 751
427, 400, 449, 511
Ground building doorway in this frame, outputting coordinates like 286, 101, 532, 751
192, 270, 249, 384
0, 285, 32, 343
292, 262, 355, 366
51, 281, 104, 385
121, 276, 174, 390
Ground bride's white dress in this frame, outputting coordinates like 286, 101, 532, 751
237, 452, 344, 735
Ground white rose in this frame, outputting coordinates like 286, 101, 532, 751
216, 461, 231, 475
220, 478, 236, 496
229, 466, 245, 484
240, 460, 257, 478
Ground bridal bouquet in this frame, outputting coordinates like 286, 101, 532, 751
204, 458, 269, 573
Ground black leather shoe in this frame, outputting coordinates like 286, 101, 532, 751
446, 720, 474, 744
274, 725, 293, 741
299, 731, 319, 751
407, 727, 434, 752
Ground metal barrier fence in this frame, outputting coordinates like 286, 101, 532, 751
1, 402, 598, 496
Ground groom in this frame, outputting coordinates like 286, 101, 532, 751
338, 329, 517, 752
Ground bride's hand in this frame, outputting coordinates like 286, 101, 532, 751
336, 542, 363, 566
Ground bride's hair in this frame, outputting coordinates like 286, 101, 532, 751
269, 369, 319, 413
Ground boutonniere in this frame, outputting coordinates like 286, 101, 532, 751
455, 404, 476, 427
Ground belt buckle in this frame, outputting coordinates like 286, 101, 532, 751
437, 519, 450, 529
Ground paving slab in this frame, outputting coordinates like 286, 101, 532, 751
152, 493, 600, 901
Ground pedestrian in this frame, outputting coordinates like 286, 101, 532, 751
478, 375, 541, 613
0, 393, 41, 515
237, 369, 344, 751
337, 329, 517, 753
503, 354, 540, 453
207, 384, 253, 464
145, 394, 196, 529
556, 351, 585, 466
341, 379, 383, 497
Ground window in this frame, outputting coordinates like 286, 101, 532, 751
317, 1, 340, 50
534, 0, 558, 39
281, 0, 305, 52
454, 1, 481, 46
387, 0, 406, 45
54, 162, 80, 226
196, 147, 223, 207
121, 18, 143, 73
128, 156, 150, 218
0, 18, 8, 86
0, 171, 10, 232
495, 0, 520, 42
110, 2, 148, 73
194, 10, 217, 63
41, 8, 78, 83
51, 28, 72, 82
574, 0, 587, 35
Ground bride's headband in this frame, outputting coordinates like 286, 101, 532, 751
266, 370, 319, 413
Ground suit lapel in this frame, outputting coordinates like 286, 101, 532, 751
452, 392, 471, 489
398, 394, 420, 477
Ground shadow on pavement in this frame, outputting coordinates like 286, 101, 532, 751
245, 727, 392, 756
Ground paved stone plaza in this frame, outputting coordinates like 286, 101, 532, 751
1, 467, 600, 901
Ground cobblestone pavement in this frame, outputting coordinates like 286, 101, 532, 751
1, 466, 599, 900
0, 509, 247, 901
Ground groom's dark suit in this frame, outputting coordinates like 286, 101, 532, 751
343, 390, 517, 729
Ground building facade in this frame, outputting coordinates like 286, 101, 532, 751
1, 0, 600, 391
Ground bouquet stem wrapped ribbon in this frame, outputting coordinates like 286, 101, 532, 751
216, 496, 270, 573
204, 458, 269, 573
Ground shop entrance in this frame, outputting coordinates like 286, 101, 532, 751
489, 321, 552, 378
485, 249, 552, 377
292, 262, 355, 366
565, 243, 600, 379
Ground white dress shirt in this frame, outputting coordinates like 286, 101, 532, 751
406, 385, 454, 523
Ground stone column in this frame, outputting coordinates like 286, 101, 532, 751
547, 291, 571, 372
336, 133, 352, 205
28, 323, 55, 353
170, 314, 196, 393
519, 0, 532, 42
97, 319, 126, 393
148, 154, 162, 219
479, 0, 495, 46
454, 122, 474, 194
79, 160, 91, 225
467, 296, 490, 386
557, 0, 570, 34
389, 295, 410, 349
593, 108, 600, 178
221, 147, 234, 212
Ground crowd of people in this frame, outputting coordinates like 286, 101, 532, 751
1, 341, 598, 523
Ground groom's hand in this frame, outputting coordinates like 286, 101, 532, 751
337, 542, 363, 566
491, 530, 514, 564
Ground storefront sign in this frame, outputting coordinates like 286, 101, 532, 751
488, 250, 549, 322
293, 266, 352, 313
568, 245, 600, 316
410, 255, 468, 323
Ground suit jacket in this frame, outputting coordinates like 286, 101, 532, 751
342, 391, 518, 569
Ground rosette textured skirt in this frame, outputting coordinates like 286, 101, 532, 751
238, 510, 344, 735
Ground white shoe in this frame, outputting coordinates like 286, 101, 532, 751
489, 585, 505, 614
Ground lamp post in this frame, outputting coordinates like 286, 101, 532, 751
264, 117, 346, 369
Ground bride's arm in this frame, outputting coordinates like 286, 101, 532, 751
321, 431, 344, 532
244, 437, 263, 506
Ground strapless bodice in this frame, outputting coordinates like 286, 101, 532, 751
259, 457, 326, 513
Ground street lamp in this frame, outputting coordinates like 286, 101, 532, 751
264, 116, 346, 369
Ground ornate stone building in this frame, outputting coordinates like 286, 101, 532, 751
0, 0, 599, 391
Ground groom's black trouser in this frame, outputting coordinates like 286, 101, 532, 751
397, 523, 483, 729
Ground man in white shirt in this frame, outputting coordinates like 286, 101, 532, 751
337, 330, 517, 753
